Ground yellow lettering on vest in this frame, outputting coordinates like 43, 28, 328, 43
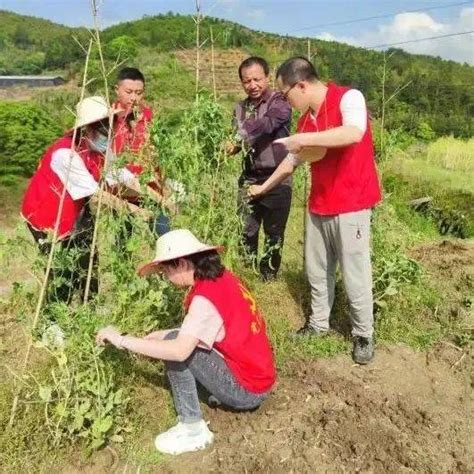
239, 284, 257, 315
250, 321, 260, 334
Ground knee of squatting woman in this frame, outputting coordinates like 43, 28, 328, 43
96, 229, 277, 455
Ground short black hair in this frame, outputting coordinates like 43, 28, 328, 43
117, 67, 145, 84
163, 250, 225, 281
276, 56, 319, 86
238, 56, 270, 80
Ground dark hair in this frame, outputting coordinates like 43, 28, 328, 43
164, 250, 225, 281
238, 56, 270, 80
276, 56, 319, 87
117, 67, 145, 84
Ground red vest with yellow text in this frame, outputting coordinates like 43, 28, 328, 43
21, 135, 103, 238
297, 82, 381, 215
185, 270, 276, 394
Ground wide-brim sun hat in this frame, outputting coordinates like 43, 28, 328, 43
73, 96, 121, 129
138, 229, 224, 277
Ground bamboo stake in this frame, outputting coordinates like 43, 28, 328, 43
307, 39, 311, 61
380, 52, 387, 161
8, 39, 94, 428
379, 50, 411, 161
210, 26, 217, 101
194, 0, 202, 102
83, 0, 115, 304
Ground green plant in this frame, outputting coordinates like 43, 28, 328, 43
0, 101, 62, 176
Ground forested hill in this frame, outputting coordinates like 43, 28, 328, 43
0, 10, 473, 137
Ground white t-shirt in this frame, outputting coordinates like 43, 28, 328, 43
50, 148, 99, 200
286, 88, 367, 167
50, 148, 136, 200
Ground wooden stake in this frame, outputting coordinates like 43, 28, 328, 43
8, 40, 94, 428
194, 0, 202, 102
210, 26, 217, 101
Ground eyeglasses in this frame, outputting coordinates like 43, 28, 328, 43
281, 82, 297, 99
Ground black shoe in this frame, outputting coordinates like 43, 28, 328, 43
261, 271, 277, 282
352, 336, 374, 364
295, 324, 328, 337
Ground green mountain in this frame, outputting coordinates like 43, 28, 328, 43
0, 10, 473, 137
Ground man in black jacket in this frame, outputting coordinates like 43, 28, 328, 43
228, 57, 292, 281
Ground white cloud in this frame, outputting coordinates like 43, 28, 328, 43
317, 8, 474, 65
246, 8, 265, 20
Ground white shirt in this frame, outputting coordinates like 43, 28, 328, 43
50, 148, 99, 200
50, 148, 136, 200
286, 88, 367, 167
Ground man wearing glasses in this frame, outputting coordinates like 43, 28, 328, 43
227, 56, 292, 281
249, 57, 381, 364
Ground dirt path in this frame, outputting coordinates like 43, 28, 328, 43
157, 344, 473, 473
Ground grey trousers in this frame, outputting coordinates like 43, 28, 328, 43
305, 209, 374, 338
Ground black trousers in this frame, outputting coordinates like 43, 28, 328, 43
27, 207, 98, 304
238, 183, 292, 279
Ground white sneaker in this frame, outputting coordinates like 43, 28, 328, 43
155, 420, 214, 455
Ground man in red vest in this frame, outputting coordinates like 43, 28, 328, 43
249, 57, 381, 364
112, 67, 171, 237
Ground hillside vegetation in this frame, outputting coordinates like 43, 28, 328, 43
0, 8, 473, 473
0, 10, 473, 138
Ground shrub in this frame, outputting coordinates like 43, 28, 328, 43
0, 101, 62, 176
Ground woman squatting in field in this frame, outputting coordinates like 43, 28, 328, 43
96, 229, 276, 455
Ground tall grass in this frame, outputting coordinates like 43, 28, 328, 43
425, 136, 474, 172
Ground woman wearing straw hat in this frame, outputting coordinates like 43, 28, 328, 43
21, 96, 150, 303
96, 229, 276, 455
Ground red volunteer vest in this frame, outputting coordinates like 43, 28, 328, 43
185, 270, 276, 394
112, 104, 153, 176
112, 104, 161, 202
297, 82, 381, 215
21, 135, 104, 238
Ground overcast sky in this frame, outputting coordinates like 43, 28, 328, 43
2, 0, 473, 64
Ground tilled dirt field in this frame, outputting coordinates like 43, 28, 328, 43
156, 344, 473, 473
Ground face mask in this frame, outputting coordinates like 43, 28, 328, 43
88, 132, 109, 153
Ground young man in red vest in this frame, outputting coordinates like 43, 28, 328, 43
96, 229, 276, 455
249, 57, 381, 364
112, 67, 171, 237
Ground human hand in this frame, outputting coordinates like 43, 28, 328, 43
225, 141, 240, 155
135, 207, 154, 221
96, 326, 122, 347
248, 184, 264, 198
274, 135, 303, 154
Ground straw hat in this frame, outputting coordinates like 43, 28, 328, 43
138, 229, 224, 276
74, 96, 120, 129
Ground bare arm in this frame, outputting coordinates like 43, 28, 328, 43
96, 326, 199, 362
120, 333, 199, 362
274, 126, 363, 153
248, 158, 296, 198
93, 189, 153, 220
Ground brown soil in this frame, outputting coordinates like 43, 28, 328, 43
410, 239, 473, 327
154, 344, 472, 474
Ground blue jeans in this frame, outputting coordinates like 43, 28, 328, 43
164, 331, 269, 423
